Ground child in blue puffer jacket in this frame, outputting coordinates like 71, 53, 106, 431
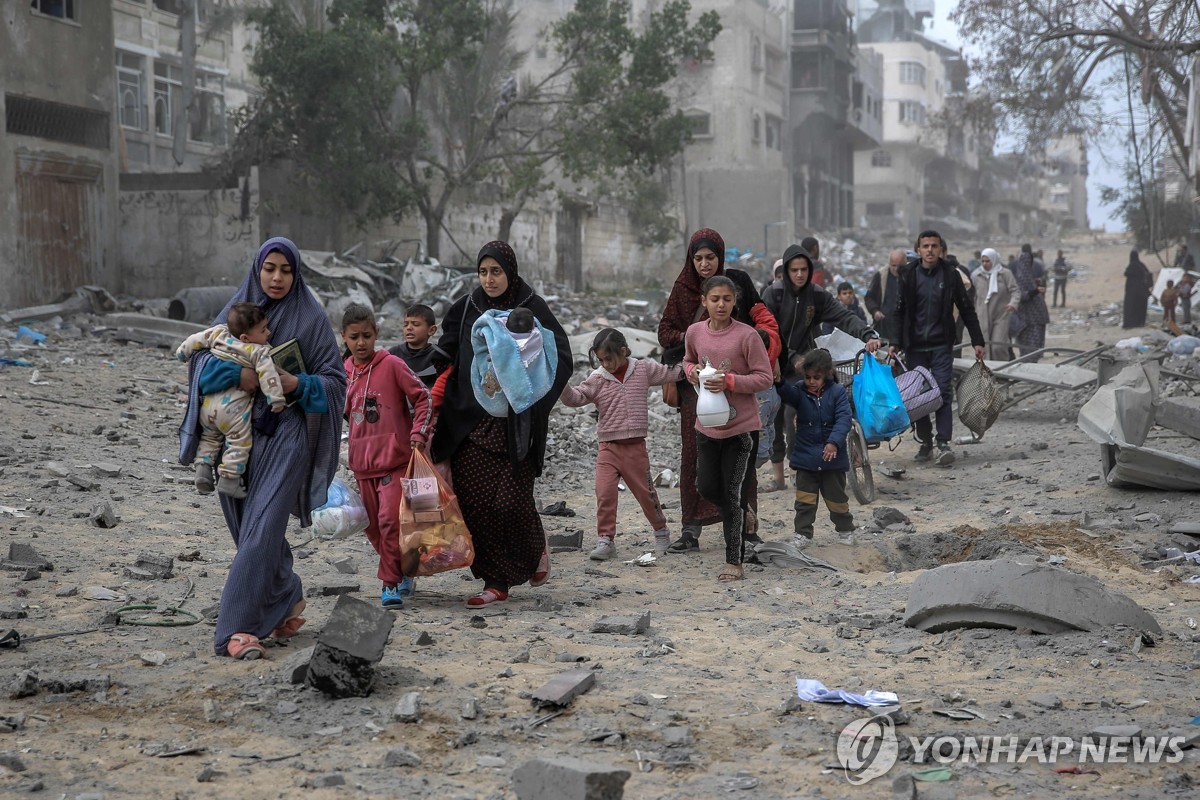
775, 348, 855, 547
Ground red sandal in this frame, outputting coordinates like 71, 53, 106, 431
530, 544, 551, 587
227, 633, 266, 660
271, 600, 307, 639
466, 588, 508, 607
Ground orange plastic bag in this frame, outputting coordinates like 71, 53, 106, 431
397, 449, 475, 577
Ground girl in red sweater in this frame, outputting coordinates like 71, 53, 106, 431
342, 305, 433, 609
560, 329, 682, 560
683, 277, 774, 581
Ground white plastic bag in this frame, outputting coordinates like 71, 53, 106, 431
312, 477, 369, 539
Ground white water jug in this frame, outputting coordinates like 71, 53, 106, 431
695, 361, 730, 427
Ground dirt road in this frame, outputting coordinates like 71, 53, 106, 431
0, 234, 1197, 799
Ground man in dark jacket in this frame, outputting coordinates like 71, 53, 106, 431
893, 230, 986, 466
865, 249, 906, 343
764, 243, 879, 489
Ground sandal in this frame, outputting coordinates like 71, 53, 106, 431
717, 564, 745, 582
530, 544, 551, 587
466, 587, 508, 607
271, 599, 307, 639
227, 633, 266, 660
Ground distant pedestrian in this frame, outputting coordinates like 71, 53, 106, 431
971, 247, 1018, 360
803, 236, 831, 288
1122, 250, 1154, 329
1161, 280, 1179, 327
1051, 250, 1070, 308
559, 328, 681, 560
1012, 243, 1049, 361
1178, 272, 1194, 325
865, 249, 905, 343
1175, 245, 1195, 273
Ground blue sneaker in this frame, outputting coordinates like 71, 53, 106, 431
397, 576, 415, 598
381, 585, 404, 609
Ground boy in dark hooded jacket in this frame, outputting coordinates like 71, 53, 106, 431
764, 243, 879, 490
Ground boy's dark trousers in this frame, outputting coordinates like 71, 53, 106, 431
695, 431, 754, 565
794, 469, 854, 539
1052, 279, 1067, 307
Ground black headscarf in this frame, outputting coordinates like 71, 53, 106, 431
475, 240, 524, 310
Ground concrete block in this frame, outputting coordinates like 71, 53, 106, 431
531, 668, 596, 708
91, 462, 123, 477
547, 530, 583, 551
513, 756, 630, 800
382, 746, 422, 768
307, 582, 361, 597
591, 612, 650, 635
66, 474, 100, 491
1156, 396, 1200, 438
305, 595, 394, 698
1088, 724, 1142, 740
89, 502, 118, 528
903, 559, 1162, 635
277, 645, 314, 685
873, 507, 910, 527
3, 543, 52, 572
394, 691, 421, 723
134, 552, 173, 579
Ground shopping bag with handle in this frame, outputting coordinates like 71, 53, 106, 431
956, 359, 1004, 438
398, 449, 475, 577
852, 353, 911, 442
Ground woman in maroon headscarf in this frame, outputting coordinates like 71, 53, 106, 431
658, 228, 781, 553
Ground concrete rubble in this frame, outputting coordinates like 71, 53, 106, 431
305, 594, 395, 698
512, 756, 631, 800
903, 559, 1162, 635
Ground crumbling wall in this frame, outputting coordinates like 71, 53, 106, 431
117, 171, 260, 298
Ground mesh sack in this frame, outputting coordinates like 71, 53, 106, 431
956, 360, 1004, 438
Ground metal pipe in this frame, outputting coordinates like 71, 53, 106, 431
167, 286, 237, 323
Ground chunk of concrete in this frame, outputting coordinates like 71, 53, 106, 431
530, 668, 596, 708
305, 595, 395, 698
1089, 724, 1142, 740
134, 552, 173, 579
1155, 396, 1200, 438
277, 645, 314, 685
3, 542, 52, 572
394, 692, 421, 723
591, 612, 650, 636
512, 756, 630, 800
91, 462, 123, 478
547, 530, 583, 551
903, 559, 1161, 635
89, 501, 119, 529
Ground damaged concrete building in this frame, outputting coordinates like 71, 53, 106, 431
1, 1, 121, 310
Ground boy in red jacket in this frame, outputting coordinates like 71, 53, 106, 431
342, 304, 433, 609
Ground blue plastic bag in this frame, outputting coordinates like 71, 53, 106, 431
852, 354, 910, 442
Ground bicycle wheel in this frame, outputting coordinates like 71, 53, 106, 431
847, 422, 875, 504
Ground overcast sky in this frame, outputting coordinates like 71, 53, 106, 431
925, 9, 1122, 232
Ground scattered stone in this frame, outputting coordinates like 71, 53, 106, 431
89, 501, 119, 529
591, 612, 650, 636
305, 595, 395, 698
383, 746, 422, 768
461, 697, 480, 720
777, 696, 803, 716
55, 586, 78, 598
394, 692, 421, 723
876, 641, 922, 656
92, 461, 123, 477
1030, 442, 1049, 451
511, 647, 531, 663
477, 755, 507, 768
556, 652, 589, 663
513, 756, 631, 800
45, 461, 71, 478
307, 773, 345, 788
0, 609, 27, 620
453, 730, 480, 748
203, 699, 223, 724
873, 507, 910, 527
19, 569, 39, 582
122, 566, 154, 581
531, 668, 596, 708
134, 552, 173, 579
196, 766, 219, 783
140, 651, 168, 667
903, 559, 1162, 634
1089, 724, 1142, 740
663, 726, 692, 747
547, 530, 584, 551
0, 753, 27, 772
308, 582, 361, 597
470, 615, 488, 629
328, 555, 357, 575
3, 542, 52, 572
277, 646, 314, 685
66, 474, 99, 491
412, 630, 435, 647
1028, 694, 1062, 710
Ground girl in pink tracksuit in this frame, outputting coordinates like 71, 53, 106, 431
559, 329, 682, 560
342, 305, 433, 609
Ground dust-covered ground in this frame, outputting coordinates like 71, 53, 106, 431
1, 235, 1199, 799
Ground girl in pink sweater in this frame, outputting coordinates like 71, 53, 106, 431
342, 305, 433, 610
683, 276, 774, 581
560, 329, 682, 559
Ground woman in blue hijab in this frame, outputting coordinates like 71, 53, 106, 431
179, 238, 346, 659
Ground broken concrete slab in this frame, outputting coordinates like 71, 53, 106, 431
277, 646, 314, 685
591, 612, 650, 635
89, 501, 118, 529
903, 559, 1161, 635
1089, 724, 1142, 740
91, 462, 123, 478
531, 668, 596, 708
1171, 521, 1200, 539
954, 356, 1097, 390
102, 312, 205, 349
66, 475, 100, 492
512, 756, 631, 800
1155, 396, 1200, 438
1099, 443, 1200, 491
307, 582, 362, 597
547, 530, 583, 551
2, 543, 52, 572
1077, 362, 1157, 447
394, 692, 421, 723
382, 746, 422, 768
0, 285, 115, 326
133, 553, 173, 579
1027, 693, 1062, 710
305, 594, 395, 698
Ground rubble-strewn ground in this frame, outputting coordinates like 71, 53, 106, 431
1, 235, 1199, 800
